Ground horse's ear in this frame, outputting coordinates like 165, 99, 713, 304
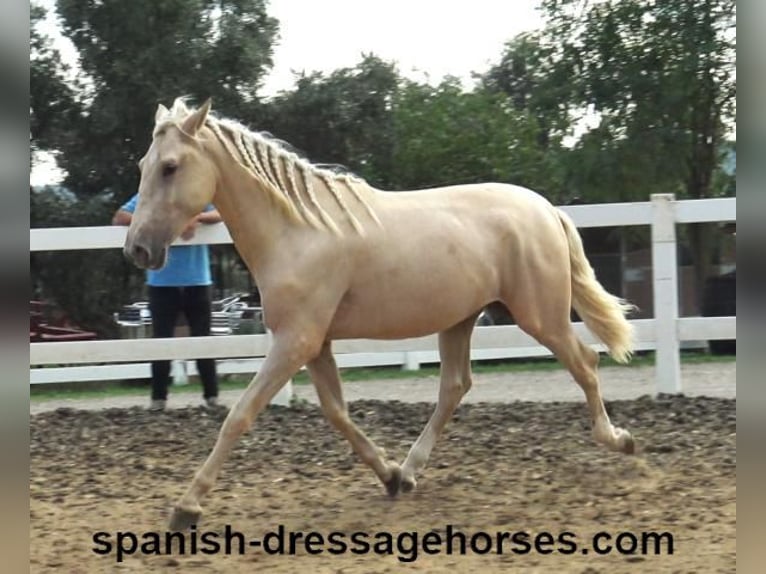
181, 98, 212, 136
155, 103, 170, 123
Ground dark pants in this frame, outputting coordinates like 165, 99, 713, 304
149, 285, 218, 401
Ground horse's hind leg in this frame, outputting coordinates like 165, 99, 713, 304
508, 281, 634, 454
306, 341, 402, 495
399, 313, 478, 493
534, 325, 634, 454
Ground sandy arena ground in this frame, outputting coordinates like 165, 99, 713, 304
30, 362, 735, 573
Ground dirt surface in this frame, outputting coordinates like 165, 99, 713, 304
31, 380, 736, 573
30, 362, 736, 414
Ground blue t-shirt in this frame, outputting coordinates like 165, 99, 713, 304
120, 195, 214, 287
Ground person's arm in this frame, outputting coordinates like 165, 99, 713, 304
112, 209, 133, 226
180, 208, 222, 240
195, 209, 222, 225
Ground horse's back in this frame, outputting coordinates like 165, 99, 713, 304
379, 181, 551, 210
374, 182, 563, 253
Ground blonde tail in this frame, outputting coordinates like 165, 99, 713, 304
558, 209, 636, 363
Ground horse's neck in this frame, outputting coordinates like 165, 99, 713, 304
206, 134, 381, 277
212, 167, 291, 280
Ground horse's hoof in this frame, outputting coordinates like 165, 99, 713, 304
622, 433, 636, 455
400, 477, 417, 493
169, 507, 202, 531
383, 465, 402, 497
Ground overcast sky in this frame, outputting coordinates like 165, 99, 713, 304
32, 0, 545, 184
260, 0, 543, 95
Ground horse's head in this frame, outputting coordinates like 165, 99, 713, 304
124, 98, 216, 269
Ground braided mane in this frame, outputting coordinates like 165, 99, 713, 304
157, 98, 381, 235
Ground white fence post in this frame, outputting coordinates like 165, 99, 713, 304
171, 359, 188, 386
403, 352, 420, 371
651, 194, 682, 393
266, 329, 293, 406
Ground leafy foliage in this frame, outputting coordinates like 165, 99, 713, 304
481, 32, 572, 150
30, 4, 80, 163
38, 0, 278, 202
258, 54, 400, 187
390, 78, 563, 195
538, 0, 736, 202
261, 60, 566, 197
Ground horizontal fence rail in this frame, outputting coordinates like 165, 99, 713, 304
30, 195, 736, 397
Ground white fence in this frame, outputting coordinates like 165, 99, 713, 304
30, 194, 736, 397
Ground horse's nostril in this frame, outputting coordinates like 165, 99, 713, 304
134, 244, 149, 262
126, 242, 151, 268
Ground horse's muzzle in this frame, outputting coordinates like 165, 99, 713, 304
124, 237, 167, 270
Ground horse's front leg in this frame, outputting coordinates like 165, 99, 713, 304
306, 341, 402, 495
399, 313, 477, 493
169, 332, 320, 530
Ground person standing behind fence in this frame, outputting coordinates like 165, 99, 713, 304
112, 194, 221, 411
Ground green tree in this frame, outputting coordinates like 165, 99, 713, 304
45, 0, 278, 201
260, 54, 400, 187
390, 77, 562, 195
30, 3, 80, 165
263, 59, 567, 195
481, 32, 572, 153
539, 0, 736, 301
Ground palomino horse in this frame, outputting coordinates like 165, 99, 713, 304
124, 98, 636, 530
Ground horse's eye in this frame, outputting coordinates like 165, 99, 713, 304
162, 163, 178, 178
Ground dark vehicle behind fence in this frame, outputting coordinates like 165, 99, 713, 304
701, 270, 736, 355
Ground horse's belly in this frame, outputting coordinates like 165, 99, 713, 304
327, 301, 471, 340
326, 265, 498, 340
